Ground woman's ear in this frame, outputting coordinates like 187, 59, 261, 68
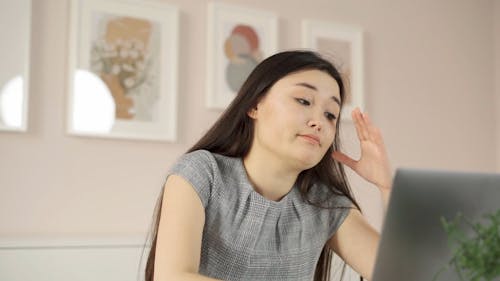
247, 106, 258, 119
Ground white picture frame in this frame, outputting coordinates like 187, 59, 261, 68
302, 20, 364, 121
206, 2, 278, 109
0, 0, 31, 132
67, 0, 179, 141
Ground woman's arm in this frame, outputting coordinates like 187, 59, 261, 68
327, 209, 380, 280
329, 108, 393, 280
154, 174, 222, 281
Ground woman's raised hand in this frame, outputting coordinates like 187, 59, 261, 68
332, 108, 392, 193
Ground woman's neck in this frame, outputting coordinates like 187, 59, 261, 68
242, 150, 300, 202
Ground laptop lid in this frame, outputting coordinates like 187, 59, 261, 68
372, 168, 500, 281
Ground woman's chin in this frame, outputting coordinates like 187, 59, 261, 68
293, 152, 323, 170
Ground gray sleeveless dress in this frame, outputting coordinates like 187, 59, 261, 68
168, 150, 352, 281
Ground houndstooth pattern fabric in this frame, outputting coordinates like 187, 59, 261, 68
168, 150, 352, 281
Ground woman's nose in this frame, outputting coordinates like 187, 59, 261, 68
307, 114, 322, 131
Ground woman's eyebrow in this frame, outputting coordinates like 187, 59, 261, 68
295, 82, 317, 91
294, 82, 341, 106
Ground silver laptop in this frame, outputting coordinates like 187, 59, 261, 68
372, 169, 500, 281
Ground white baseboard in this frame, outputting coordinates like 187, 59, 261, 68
0, 236, 151, 281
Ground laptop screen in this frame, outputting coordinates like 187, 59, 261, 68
372, 169, 500, 281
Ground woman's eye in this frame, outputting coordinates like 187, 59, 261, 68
295, 98, 310, 106
325, 112, 337, 121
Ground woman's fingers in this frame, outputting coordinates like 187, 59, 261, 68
362, 112, 385, 146
352, 108, 368, 141
353, 109, 383, 145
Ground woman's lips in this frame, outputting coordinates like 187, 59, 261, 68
299, 134, 320, 145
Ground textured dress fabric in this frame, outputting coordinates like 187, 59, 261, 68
168, 150, 352, 281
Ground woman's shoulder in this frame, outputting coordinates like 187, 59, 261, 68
167, 150, 229, 208
171, 149, 240, 175
181, 149, 214, 161
172, 149, 216, 167
168, 149, 214, 174
168, 150, 243, 208
178, 149, 237, 164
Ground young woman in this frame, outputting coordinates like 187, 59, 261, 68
145, 50, 392, 281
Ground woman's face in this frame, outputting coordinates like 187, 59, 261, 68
248, 69, 341, 170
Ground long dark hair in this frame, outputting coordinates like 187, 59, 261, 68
145, 50, 361, 281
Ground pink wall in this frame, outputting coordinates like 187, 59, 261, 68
0, 0, 497, 237
496, 0, 500, 171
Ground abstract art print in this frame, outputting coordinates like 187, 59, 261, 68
68, 0, 179, 141
302, 20, 364, 121
206, 2, 278, 109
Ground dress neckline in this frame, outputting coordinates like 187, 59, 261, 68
236, 157, 298, 208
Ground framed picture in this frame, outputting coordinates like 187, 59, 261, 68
206, 2, 278, 109
67, 0, 179, 141
302, 20, 364, 120
0, 0, 31, 132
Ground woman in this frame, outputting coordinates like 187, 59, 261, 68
145, 50, 392, 281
